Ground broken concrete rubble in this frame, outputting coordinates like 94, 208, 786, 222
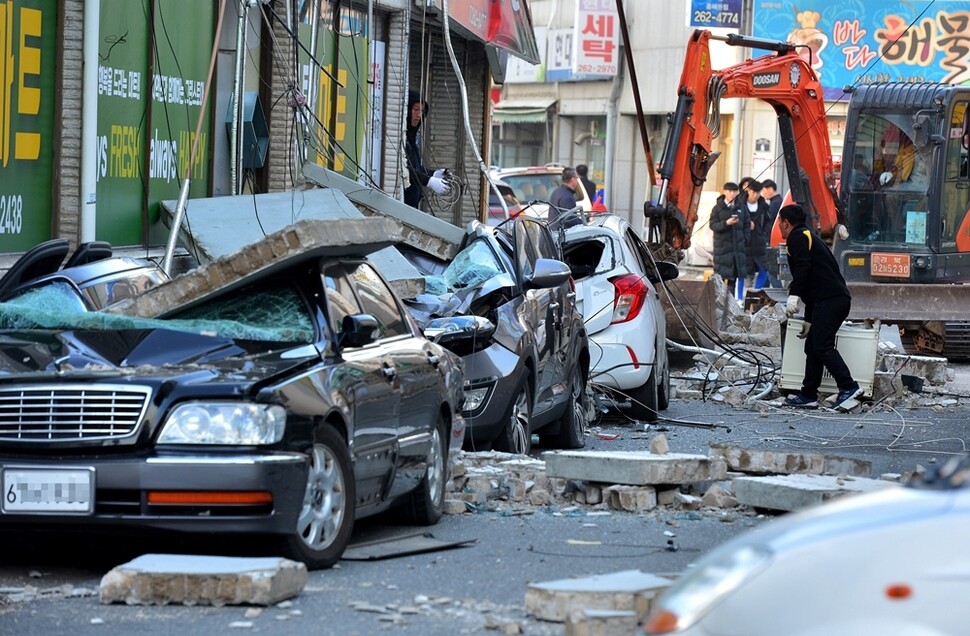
543, 450, 727, 486
709, 443, 872, 477
524, 570, 672, 623
99, 554, 307, 606
733, 474, 898, 512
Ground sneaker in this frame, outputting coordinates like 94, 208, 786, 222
833, 386, 864, 409
784, 393, 818, 408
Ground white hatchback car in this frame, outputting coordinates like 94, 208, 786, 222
644, 455, 970, 636
489, 164, 592, 224
562, 215, 679, 422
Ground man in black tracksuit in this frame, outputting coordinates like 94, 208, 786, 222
779, 204, 862, 409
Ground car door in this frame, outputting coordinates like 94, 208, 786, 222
347, 261, 438, 500
323, 262, 401, 509
513, 218, 561, 414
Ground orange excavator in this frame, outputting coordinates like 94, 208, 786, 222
643, 29, 970, 357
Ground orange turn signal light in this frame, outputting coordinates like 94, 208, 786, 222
148, 491, 273, 505
644, 610, 679, 634
886, 583, 913, 600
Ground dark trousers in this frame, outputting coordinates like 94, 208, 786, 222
802, 295, 856, 397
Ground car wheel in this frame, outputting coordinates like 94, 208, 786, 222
493, 376, 532, 455
282, 425, 356, 570
657, 360, 671, 411
403, 415, 447, 525
553, 364, 587, 449
627, 365, 659, 423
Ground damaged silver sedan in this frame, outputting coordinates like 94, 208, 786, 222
406, 218, 589, 454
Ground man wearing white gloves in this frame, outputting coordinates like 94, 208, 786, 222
779, 204, 862, 409
404, 91, 449, 209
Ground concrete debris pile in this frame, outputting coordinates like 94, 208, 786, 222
444, 441, 904, 517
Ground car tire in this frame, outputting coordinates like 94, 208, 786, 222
282, 425, 356, 570
493, 376, 532, 455
552, 364, 587, 449
657, 360, 671, 411
403, 415, 447, 525
628, 365, 659, 423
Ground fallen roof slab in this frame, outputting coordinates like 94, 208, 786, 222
733, 474, 898, 512
107, 217, 399, 318
99, 553, 307, 606
542, 450, 727, 486
525, 569, 672, 623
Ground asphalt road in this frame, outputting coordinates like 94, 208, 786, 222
1, 360, 967, 635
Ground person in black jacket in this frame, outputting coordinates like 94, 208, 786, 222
710, 181, 747, 299
404, 91, 448, 209
779, 204, 862, 409
740, 179, 770, 289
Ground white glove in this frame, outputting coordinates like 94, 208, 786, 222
427, 176, 448, 195
433, 168, 447, 179
879, 171, 894, 186
785, 295, 802, 317
797, 321, 811, 339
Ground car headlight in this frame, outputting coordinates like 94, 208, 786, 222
645, 544, 772, 633
462, 386, 490, 413
158, 402, 287, 445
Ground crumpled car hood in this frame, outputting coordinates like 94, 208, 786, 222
0, 329, 318, 384
405, 273, 515, 327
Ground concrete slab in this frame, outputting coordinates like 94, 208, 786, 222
107, 218, 398, 318
565, 608, 639, 636
733, 474, 898, 512
525, 570, 671, 623
99, 554, 307, 606
160, 188, 423, 285
542, 451, 727, 486
709, 443, 872, 477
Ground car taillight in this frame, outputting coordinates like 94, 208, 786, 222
611, 274, 648, 323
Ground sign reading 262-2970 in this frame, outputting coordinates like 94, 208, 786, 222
0, 1, 55, 251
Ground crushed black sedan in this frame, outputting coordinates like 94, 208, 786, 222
406, 218, 589, 454
0, 224, 464, 569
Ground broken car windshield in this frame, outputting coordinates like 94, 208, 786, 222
0, 280, 314, 343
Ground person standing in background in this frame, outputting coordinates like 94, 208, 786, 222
576, 164, 598, 204
549, 167, 582, 228
760, 178, 785, 288
740, 179, 770, 289
710, 182, 748, 300
404, 91, 449, 210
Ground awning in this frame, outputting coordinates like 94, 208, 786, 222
429, 0, 541, 65
493, 99, 556, 124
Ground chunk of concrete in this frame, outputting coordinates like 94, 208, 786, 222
734, 474, 898, 512
525, 570, 672, 623
709, 443, 871, 477
542, 451, 727, 486
99, 554, 307, 606
108, 218, 400, 318
602, 485, 657, 512
879, 353, 948, 386
565, 608, 639, 636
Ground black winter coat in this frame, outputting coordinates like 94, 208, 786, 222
710, 195, 749, 280
744, 197, 771, 274
785, 223, 851, 321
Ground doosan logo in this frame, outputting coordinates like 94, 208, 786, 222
752, 73, 780, 87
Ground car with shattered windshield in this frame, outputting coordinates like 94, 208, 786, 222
406, 218, 589, 455
562, 214, 679, 422
0, 221, 465, 570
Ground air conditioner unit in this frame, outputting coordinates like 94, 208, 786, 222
779, 319, 878, 397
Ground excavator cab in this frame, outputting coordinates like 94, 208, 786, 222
836, 85, 970, 286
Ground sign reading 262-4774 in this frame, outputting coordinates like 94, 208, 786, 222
0, 1, 56, 250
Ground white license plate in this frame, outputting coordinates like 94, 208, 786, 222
2, 468, 94, 514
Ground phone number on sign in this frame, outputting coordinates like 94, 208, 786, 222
576, 63, 617, 75
0, 195, 24, 235
693, 10, 739, 26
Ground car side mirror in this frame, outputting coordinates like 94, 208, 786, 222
656, 261, 680, 282
524, 258, 572, 290
339, 314, 380, 348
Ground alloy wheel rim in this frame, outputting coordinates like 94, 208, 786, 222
297, 444, 344, 551
427, 425, 444, 503
510, 388, 530, 454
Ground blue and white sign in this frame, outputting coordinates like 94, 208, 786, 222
689, 0, 743, 28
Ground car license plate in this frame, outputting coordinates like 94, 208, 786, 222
870, 252, 910, 278
2, 468, 94, 514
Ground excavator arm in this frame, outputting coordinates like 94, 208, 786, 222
645, 29, 843, 255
